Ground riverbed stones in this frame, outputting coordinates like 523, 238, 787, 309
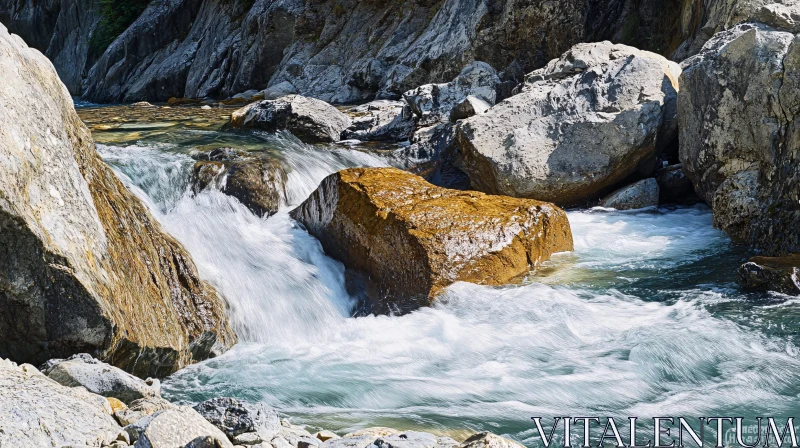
125, 406, 234, 448
290, 167, 573, 314
403, 62, 500, 126
455, 41, 680, 206
191, 148, 288, 217
738, 255, 800, 295
0, 23, 235, 377
599, 179, 660, 210
678, 22, 800, 254
41, 353, 160, 403
115, 396, 175, 426
230, 95, 351, 143
193, 397, 281, 441
0, 358, 120, 447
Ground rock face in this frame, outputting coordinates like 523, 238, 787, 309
738, 255, 800, 295
230, 95, 351, 143
125, 406, 234, 448
679, 22, 800, 255
290, 167, 573, 314
403, 62, 499, 126
0, 24, 235, 377
455, 41, 681, 206
193, 397, 281, 441
341, 100, 415, 142
41, 353, 161, 403
192, 148, 288, 218
599, 179, 660, 210
0, 358, 120, 447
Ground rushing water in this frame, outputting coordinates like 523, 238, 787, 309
80, 105, 800, 446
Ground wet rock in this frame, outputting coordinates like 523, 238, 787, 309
41, 354, 161, 403
115, 397, 175, 426
0, 23, 235, 377
403, 62, 499, 126
290, 167, 573, 314
449, 95, 491, 121
678, 22, 800, 254
230, 95, 351, 143
655, 163, 695, 203
599, 179, 660, 210
342, 100, 415, 142
124, 406, 234, 448
193, 397, 281, 441
738, 255, 800, 295
460, 432, 525, 448
191, 149, 288, 218
455, 42, 680, 206
0, 358, 120, 447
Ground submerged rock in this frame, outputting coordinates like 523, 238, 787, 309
738, 255, 800, 295
230, 95, 351, 143
455, 42, 680, 206
290, 167, 573, 314
191, 148, 288, 217
599, 179, 660, 210
41, 353, 161, 403
0, 358, 120, 447
193, 397, 280, 441
342, 100, 415, 142
403, 62, 499, 126
679, 22, 800, 255
125, 406, 234, 448
0, 24, 235, 377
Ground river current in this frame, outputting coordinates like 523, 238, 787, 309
78, 105, 800, 446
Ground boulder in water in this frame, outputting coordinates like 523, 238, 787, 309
41, 353, 161, 403
455, 42, 680, 206
599, 179, 660, 210
191, 148, 288, 217
290, 167, 573, 314
738, 255, 800, 295
230, 95, 351, 143
0, 24, 235, 377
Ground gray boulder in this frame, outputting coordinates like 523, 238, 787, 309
455, 41, 680, 206
599, 179, 660, 210
0, 358, 120, 447
115, 397, 175, 426
0, 23, 235, 377
193, 397, 280, 441
460, 433, 525, 448
403, 62, 499, 126
125, 406, 233, 448
678, 22, 800, 255
450, 95, 491, 121
342, 100, 415, 142
41, 354, 161, 403
230, 95, 352, 143
263, 81, 300, 100
738, 255, 800, 295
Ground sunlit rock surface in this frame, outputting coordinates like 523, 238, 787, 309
291, 167, 573, 314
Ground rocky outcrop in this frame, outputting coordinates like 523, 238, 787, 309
678, 22, 799, 255
0, 359, 121, 447
599, 179, 660, 210
0, 24, 235, 377
738, 255, 800, 295
125, 405, 234, 448
230, 95, 351, 143
455, 42, 680, 206
41, 353, 161, 403
403, 62, 499, 126
341, 100, 415, 142
191, 148, 288, 217
290, 167, 573, 314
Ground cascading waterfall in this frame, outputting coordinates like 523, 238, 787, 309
95, 125, 800, 445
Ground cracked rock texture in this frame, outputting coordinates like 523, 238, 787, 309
290, 167, 573, 314
679, 22, 800, 255
0, 24, 235, 378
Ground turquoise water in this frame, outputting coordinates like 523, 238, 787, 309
84, 107, 800, 446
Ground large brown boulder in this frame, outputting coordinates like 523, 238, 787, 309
290, 168, 573, 314
0, 25, 235, 377
454, 42, 680, 206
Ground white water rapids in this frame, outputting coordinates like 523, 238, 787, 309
96, 132, 800, 446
